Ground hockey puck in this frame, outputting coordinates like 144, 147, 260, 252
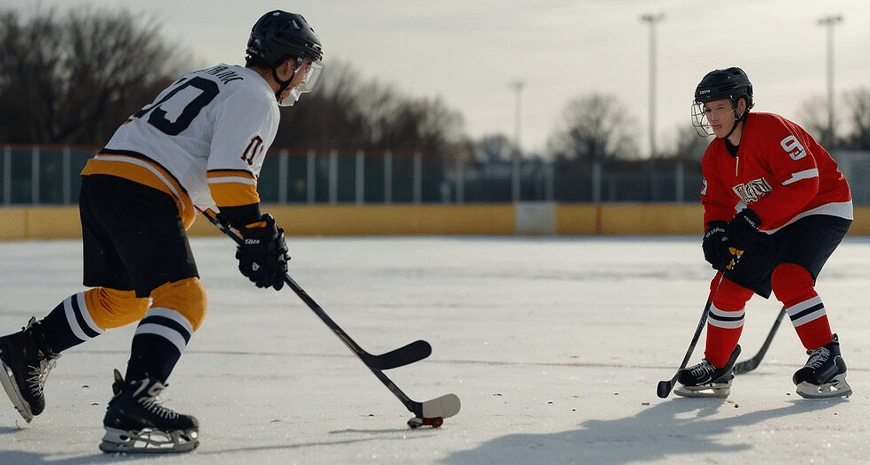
407, 417, 443, 429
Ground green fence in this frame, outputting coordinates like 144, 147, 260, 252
5, 145, 866, 207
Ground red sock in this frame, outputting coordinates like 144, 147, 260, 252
705, 307, 744, 367
772, 264, 833, 350
704, 276, 753, 367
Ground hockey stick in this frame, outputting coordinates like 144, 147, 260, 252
199, 209, 430, 370
201, 209, 460, 425
656, 300, 713, 399
733, 306, 787, 375
656, 271, 727, 399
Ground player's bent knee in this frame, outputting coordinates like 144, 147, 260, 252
711, 277, 754, 311
771, 263, 815, 304
84, 288, 151, 329
150, 277, 209, 331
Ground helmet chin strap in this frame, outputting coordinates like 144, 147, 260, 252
722, 101, 748, 141
272, 66, 296, 103
723, 118, 740, 140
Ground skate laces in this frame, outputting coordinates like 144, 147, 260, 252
23, 318, 59, 397
804, 346, 831, 370
688, 359, 717, 378
26, 357, 57, 396
137, 382, 180, 421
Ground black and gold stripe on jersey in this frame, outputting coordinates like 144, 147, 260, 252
206, 169, 260, 207
81, 149, 195, 229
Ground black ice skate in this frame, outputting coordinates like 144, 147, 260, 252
793, 334, 851, 399
0, 317, 59, 422
674, 345, 741, 398
99, 369, 199, 453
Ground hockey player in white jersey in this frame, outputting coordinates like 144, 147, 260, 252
0, 10, 322, 453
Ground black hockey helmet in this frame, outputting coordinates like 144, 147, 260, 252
246, 10, 323, 68
691, 67, 753, 136
694, 67, 754, 110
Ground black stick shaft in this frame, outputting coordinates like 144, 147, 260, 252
200, 209, 426, 415
657, 300, 712, 398
657, 271, 727, 399
733, 307, 786, 375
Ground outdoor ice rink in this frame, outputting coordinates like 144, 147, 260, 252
2, 234, 870, 464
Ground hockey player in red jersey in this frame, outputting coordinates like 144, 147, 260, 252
675, 67, 853, 399
0, 10, 322, 452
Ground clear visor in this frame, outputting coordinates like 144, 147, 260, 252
294, 58, 323, 94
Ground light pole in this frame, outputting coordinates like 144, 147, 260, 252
818, 15, 842, 147
641, 13, 664, 159
510, 80, 525, 203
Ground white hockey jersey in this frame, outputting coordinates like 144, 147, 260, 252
81, 64, 280, 229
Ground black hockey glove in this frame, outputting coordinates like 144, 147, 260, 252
702, 221, 729, 269
235, 214, 289, 291
723, 208, 761, 267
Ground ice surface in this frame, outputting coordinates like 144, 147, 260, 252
1, 235, 869, 464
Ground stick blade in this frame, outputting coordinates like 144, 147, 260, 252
421, 393, 461, 420
656, 380, 673, 399
732, 359, 759, 375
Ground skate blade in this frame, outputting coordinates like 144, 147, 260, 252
795, 375, 852, 399
99, 427, 199, 454
0, 356, 34, 423
674, 384, 731, 398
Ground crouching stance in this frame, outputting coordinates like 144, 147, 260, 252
675, 67, 853, 399
0, 10, 322, 453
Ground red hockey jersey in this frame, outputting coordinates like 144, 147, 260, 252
701, 112, 852, 233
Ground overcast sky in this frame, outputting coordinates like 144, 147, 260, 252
7, 0, 870, 155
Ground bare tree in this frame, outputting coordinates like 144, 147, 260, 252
669, 126, 711, 162
0, 7, 189, 146
473, 134, 517, 162
546, 93, 639, 162
796, 95, 831, 144
0, 10, 466, 155
277, 60, 465, 154
377, 96, 464, 152
0, 10, 61, 144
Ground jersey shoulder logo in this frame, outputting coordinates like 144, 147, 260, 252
732, 177, 772, 205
